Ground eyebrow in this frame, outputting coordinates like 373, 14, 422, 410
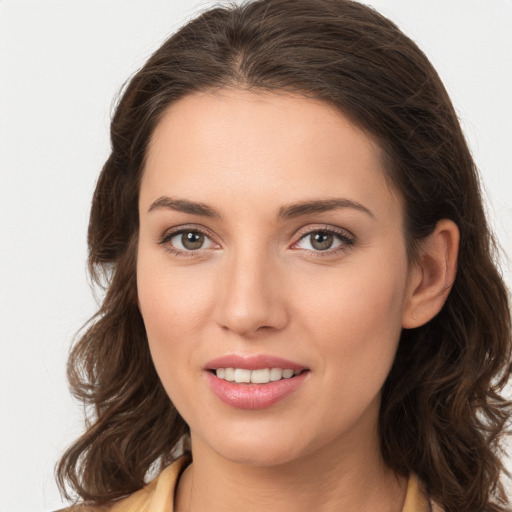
277, 198, 375, 220
148, 196, 221, 218
148, 196, 374, 220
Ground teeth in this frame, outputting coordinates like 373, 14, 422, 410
215, 367, 300, 384
234, 368, 251, 383
269, 368, 283, 381
251, 368, 270, 383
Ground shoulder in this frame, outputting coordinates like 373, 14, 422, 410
57, 456, 191, 512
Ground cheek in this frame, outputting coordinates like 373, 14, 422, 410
136, 248, 217, 397
343, 269, 406, 343
137, 255, 213, 340
295, 253, 409, 375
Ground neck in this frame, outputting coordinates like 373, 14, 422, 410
175, 424, 407, 512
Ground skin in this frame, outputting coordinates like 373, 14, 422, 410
137, 89, 459, 512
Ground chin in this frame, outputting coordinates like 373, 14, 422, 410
193, 424, 310, 468
219, 444, 303, 468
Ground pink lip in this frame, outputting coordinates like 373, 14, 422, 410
205, 354, 306, 371
204, 354, 309, 410
204, 371, 308, 410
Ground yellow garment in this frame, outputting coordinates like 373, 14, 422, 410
74, 456, 441, 512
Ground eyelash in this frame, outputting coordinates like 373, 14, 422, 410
158, 225, 218, 258
291, 225, 355, 257
158, 224, 355, 258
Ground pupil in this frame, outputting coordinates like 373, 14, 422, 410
182, 232, 204, 250
311, 232, 333, 250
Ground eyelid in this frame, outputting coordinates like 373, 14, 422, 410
292, 224, 355, 242
157, 223, 355, 257
158, 224, 221, 255
290, 224, 356, 253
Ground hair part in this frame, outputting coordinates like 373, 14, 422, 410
57, 1, 511, 511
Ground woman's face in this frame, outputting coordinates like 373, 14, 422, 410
137, 89, 416, 466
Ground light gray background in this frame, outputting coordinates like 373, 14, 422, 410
0, 1, 511, 511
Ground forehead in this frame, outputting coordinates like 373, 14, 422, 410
141, 89, 400, 222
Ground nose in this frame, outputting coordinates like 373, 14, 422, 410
214, 248, 288, 338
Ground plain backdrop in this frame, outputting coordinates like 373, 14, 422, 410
0, 1, 511, 510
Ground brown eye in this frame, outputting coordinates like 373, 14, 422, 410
309, 232, 334, 251
165, 229, 216, 253
181, 231, 205, 250
294, 228, 354, 254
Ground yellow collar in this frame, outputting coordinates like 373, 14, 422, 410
105, 457, 438, 512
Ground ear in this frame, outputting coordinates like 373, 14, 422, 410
402, 219, 460, 329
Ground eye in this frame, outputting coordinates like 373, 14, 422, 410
293, 228, 354, 253
160, 228, 217, 253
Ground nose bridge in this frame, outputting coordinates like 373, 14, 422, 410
215, 240, 287, 336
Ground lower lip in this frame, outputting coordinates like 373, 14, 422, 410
205, 371, 309, 410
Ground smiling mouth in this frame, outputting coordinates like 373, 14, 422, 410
205, 363, 310, 409
211, 368, 307, 384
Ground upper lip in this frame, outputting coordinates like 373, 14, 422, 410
205, 354, 307, 371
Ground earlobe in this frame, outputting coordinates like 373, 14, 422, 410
402, 219, 460, 329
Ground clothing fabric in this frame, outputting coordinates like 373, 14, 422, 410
73, 456, 442, 512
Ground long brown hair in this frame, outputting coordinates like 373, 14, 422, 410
57, 1, 512, 511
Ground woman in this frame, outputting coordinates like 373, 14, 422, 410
57, 0, 511, 511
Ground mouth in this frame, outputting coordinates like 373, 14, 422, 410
204, 355, 310, 409
209, 367, 307, 384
